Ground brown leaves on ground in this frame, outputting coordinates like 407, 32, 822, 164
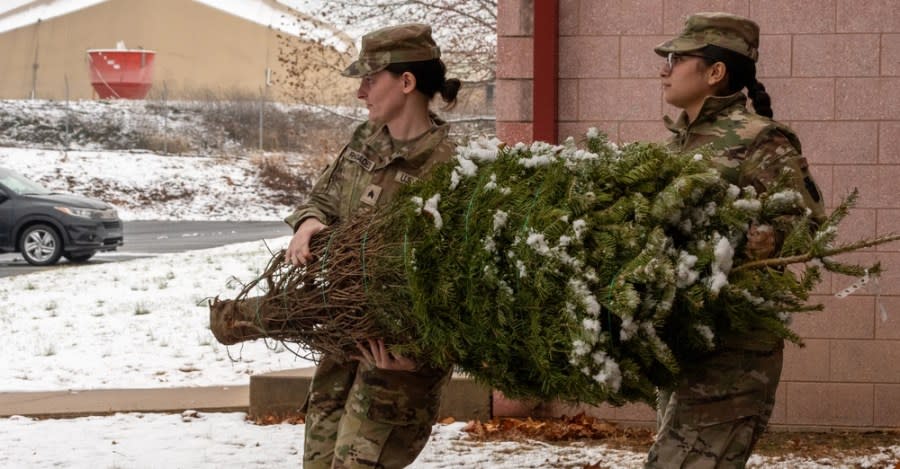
460, 415, 900, 464
753, 430, 900, 460
247, 413, 305, 426
462, 413, 654, 449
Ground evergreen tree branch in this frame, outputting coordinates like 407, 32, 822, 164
733, 233, 900, 273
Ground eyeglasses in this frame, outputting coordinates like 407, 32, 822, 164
664, 52, 708, 73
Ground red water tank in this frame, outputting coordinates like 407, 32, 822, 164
87, 48, 156, 99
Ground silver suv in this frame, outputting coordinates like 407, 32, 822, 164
0, 167, 124, 265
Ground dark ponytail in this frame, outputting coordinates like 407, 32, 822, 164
440, 77, 462, 109
699, 45, 774, 118
746, 79, 773, 118
385, 59, 461, 110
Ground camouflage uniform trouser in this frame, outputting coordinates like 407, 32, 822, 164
303, 355, 451, 469
645, 344, 784, 469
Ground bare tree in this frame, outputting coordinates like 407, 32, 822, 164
275, 1, 497, 113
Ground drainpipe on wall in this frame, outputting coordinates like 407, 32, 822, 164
532, 0, 558, 143
30, 19, 42, 100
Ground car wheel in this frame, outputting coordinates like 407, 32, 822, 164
20, 224, 63, 266
64, 252, 96, 263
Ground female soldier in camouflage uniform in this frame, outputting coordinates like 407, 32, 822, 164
647, 12, 825, 468
283, 23, 460, 469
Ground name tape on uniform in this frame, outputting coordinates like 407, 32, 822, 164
394, 171, 420, 185
345, 149, 375, 172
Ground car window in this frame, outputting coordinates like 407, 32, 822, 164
0, 170, 51, 195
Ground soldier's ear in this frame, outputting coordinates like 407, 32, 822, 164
706, 61, 727, 87
401, 72, 417, 94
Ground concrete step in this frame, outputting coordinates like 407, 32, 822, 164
249, 367, 491, 421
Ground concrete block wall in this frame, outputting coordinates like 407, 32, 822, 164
496, 0, 900, 430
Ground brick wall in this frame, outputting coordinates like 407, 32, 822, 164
495, 0, 900, 430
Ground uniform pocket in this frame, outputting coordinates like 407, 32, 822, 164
674, 348, 782, 428
358, 367, 449, 426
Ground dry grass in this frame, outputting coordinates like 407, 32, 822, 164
134, 133, 194, 155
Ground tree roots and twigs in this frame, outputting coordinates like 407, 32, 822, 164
210, 217, 397, 358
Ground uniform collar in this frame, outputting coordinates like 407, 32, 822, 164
363, 113, 450, 167
664, 92, 748, 133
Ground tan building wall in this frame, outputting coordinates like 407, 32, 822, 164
496, 0, 900, 430
0, 0, 355, 103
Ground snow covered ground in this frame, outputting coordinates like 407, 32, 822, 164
0, 236, 313, 391
0, 146, 299, 221
0, 415, 649, 468
3, 414, 899, 468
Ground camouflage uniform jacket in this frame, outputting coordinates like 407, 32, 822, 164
664, 92, 826, 351
285, 114, 455, 230
664, 92, 825, 223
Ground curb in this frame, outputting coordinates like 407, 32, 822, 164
0, 385, 248, 419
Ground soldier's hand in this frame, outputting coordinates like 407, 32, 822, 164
286, 218, 326, 266
355, 338, 417, 372
746, 223, 776, 260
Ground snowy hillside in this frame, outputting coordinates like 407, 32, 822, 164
0, 99, 354, 220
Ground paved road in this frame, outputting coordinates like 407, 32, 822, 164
0, 220, 291, 278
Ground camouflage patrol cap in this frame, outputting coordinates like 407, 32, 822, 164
654, 12, 760, 62
342, 23, 441, 77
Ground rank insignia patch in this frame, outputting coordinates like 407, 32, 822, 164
360, 184, 383, 206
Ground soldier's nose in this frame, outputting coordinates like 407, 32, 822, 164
357, 82, 368, 99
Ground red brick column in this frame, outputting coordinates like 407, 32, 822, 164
533, 0, 559, 143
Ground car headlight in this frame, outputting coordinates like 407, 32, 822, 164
55, 206, 102, 219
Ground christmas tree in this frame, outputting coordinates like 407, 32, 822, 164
210, 130, 898, 405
